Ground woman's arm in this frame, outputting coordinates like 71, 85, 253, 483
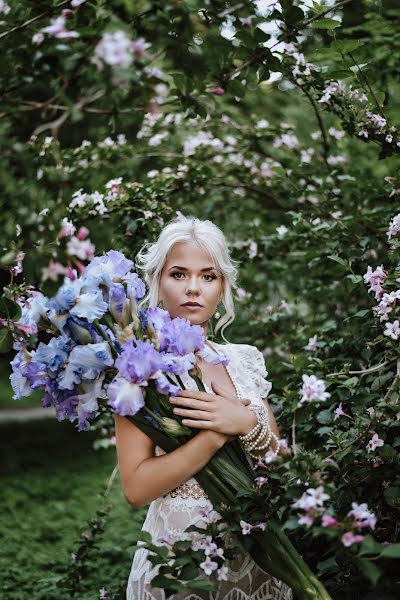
114, 414, 229, 509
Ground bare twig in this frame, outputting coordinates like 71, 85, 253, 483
291, 410, 297, 455
224, 0, 354, 82
0, 0, 71, 40
32, 89, 105, 136
104, 463, 119, 499
325, 360, 389, 378
293, 81, 330, 165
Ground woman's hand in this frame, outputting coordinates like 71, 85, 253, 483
169, 382, 257, 438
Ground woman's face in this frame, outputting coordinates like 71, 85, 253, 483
158, 241, 223, 329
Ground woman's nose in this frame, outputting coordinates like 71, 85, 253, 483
185, 276, 200, 294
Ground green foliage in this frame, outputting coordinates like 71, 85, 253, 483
1, 0, 400, 597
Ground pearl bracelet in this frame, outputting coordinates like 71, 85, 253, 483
246, 422, 270, 451
239, 405, 269, 449
247, 432, 281, 460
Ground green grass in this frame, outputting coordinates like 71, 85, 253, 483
0, 419, 147, 599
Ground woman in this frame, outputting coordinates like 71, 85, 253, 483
115, 215, 293, 600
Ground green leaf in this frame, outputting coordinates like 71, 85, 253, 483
359, 534, 383, 558
384, 485, 400, 510
345, 274, 363, 284
0, 329, 13, 353
258, 67, 271, 82
380, 543, 400, 559
188, 579, 218, 590
331, 40, 366, 53
367, 91, 385, 106
380, 444, 396, 462
317, 556, 338, 574
342, 376, 359, 388
228, 80, 246, 99
327, 255, 348, 268
317, 409, 332, 425
349, 63, 369, 72
355, 558, 382, 586
353, 309, 371, 318
0, 297, 22, 322
313, 18, 341, 30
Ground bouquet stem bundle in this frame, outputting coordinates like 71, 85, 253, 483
130, 380, 333, 600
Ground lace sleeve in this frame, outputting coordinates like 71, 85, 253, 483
251, 345, 272, 399
230, 343, 272, 401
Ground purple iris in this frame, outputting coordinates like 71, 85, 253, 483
159, 317, 205, 356
108, 376, 146, 416
84, 250, 134, 284
109, 283, 130, 326
115, 338, 164, 384
123, 272, 146, 300
140, 307, 171, 332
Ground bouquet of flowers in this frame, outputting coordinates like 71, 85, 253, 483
7, 250, 332, 599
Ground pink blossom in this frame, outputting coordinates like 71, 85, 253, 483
387, 213, 400, 239
292, 486, 330, 510
240, 520, 253, 535
341, 532, 364, 547
41, 260, 68, 282
66, 236, 95, 260
77, 226, 90, 240
59, 217, 76, 238
333, 402, 350, 420
0, 1, 10, 15
254, 476, 268, 487
208, 87, 225, 95
239, 16, 255, 26
217, 565, 229, 581
321, 515, 337, 528
40, 15, 79, 40
132, 37, 151, 59
366, 433, 384, 453
299, 374, 331, 404
32, 32, 44, 45
66, 266, 77, 281
384, 320, 400, 340
368, 112, 387, 129
199, 555, 218, 576
298, 514, 314, 528
305, 335, 318, 351
363, 265, 387, 289
373, 456, 383, 468
348, 503, 377, 530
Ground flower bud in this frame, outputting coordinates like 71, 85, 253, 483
161, 417, 191, 437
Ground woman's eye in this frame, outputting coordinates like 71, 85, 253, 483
170, 272, 216, 281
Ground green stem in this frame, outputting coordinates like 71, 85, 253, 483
92, 320, 118, 358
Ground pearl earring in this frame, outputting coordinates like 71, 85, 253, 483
214, 311, 221, 319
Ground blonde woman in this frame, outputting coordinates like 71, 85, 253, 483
115, 215, 292, 600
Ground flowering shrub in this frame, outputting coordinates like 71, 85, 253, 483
1, 1, 400, 597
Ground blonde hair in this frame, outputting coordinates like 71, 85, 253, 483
136, 215, 239, 340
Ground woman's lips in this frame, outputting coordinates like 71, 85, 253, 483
181, 303, 203, 310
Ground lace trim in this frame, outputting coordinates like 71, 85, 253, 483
164, 482, 207, 500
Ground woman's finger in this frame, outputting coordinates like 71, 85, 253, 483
174, 390, 216, 401
181, 419, 211, 428
173, 408, 213, 420
170, 397, 214, 411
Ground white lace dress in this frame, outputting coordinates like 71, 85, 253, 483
126, 342, 293, 600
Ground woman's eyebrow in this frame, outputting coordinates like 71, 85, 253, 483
168, 265, 216, 272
